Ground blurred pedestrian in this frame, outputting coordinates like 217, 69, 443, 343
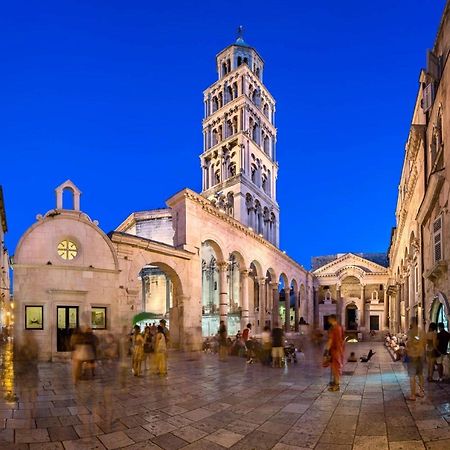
324, 314, 344, 391
143, 326, 153, 371
218, 320, 228, 361
119, 326, 131, 388
132, 325, 144, 376
154, 325, 168, 376
243, 323, 254, 364
437, 322, 450, 381
406, 317, 425, 400
426, 322, 438, 381
160, 319, 170, 345
271, 324, 284, 368
261, 326, 272, 365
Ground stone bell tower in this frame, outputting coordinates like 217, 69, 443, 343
200, 28, 279, 246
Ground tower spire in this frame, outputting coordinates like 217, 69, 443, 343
235, 25, 247, 46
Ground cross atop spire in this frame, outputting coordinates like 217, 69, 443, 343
235, 25, 248, 47
237, 25, 244, 40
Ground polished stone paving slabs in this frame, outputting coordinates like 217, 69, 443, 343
1, 341, 450, 449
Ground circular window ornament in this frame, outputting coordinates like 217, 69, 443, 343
57, 240, 78, 260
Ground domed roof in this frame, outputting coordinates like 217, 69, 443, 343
235, 36, 250, 48
234, 26, 251, 48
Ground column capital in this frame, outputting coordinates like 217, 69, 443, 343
240, 269, 250, 277
284, 287, 291, 294
257, 276, 267, 285
217, 261, 228, 271
269, 281, 279, 290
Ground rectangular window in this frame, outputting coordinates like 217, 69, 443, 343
25, 305, 44, 330
433, 215, 443, 263
91, 307, 107, 329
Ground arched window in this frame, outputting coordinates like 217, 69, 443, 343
226, 86, 233, 104
232, 82, 238, 99
263, 103, 269, 118
243, 57, 248, 65
225, 120, 233, 138
212, 97, 219, 113
62, 187, 75, 210
436, 303, 449, 330
251, 164, 257, 184
263, 135, 270, 154
222, 62, 227, 77
262, 174, 267, 193
252, 123, 258, 143
232, 116, 238, 134
237, 56, 242, 67
218, 92, 223, 108
255, 67, 260, 78
227, 192, 234, 217
371, 291, 379, 301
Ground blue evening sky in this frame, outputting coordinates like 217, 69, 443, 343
1, 0, 446, 269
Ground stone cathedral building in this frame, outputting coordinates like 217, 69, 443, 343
13, 36, 314, 361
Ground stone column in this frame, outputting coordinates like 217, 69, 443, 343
284, 287, 291, 332
271, 282, 280, 327
383, 284, 389, 328
360, 284, 366, 329
218, 262, 229, 324
258, 278, 266, 331
336, 285, 342, 326
404, 275, 409, 330
240, 270, 249, 330
294, 291, 299, 332
141, 275, 146, 312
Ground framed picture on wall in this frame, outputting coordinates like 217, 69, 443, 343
91, 307, 106, 329
25, 305, 44, 329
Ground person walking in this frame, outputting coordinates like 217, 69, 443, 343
242, 323, 254, 364
436, 322, 450, 382
426, 322, 438, 381
324, 314, 344, 392
271, 324, 284, 368
143, 326, 153, 371
406, 318, 425, 401
218, 320, 228, 361
131, 325, 144, 376
261, 326, 272, 365
154, 325, 168, 376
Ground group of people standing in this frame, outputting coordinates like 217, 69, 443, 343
131, 320, 169, 377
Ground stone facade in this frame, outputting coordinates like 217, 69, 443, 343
388, 2, 450, 333
312, 253, 389, 335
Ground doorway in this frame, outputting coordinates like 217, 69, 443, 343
57, 306, 79, 352
346, 304, 358, 330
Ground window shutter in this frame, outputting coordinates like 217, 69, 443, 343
433, 216, 443, 263
427, 50, 441, 80
422, 83, 435, 112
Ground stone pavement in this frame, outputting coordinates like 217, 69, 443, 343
1, 341, 450, 449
